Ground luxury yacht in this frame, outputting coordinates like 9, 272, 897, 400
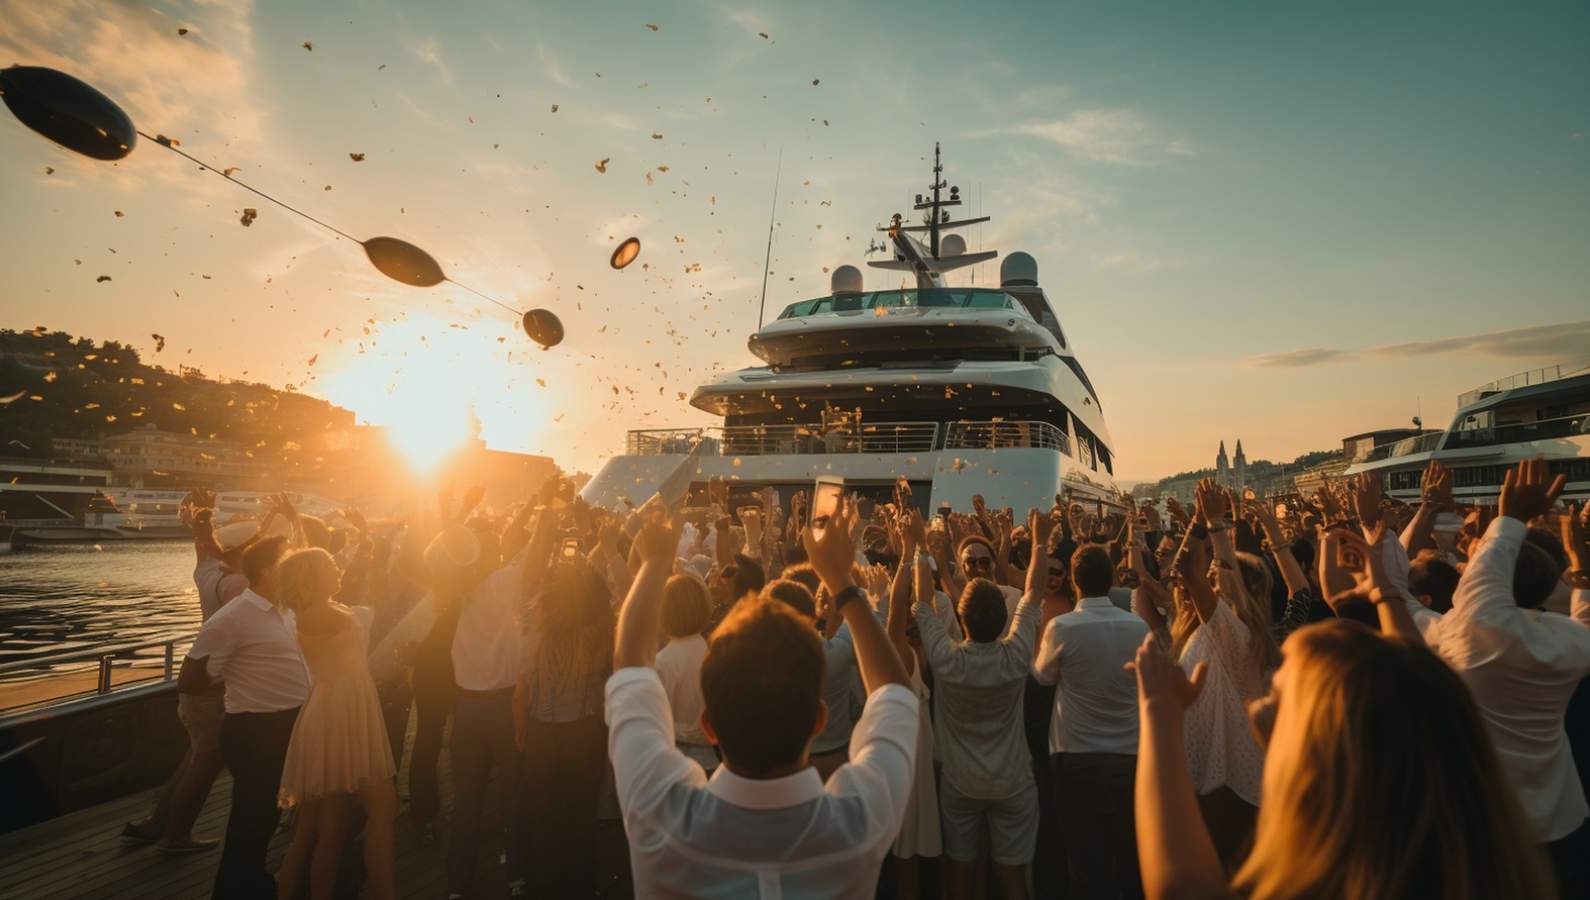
581, 144, 1125, 515
1343, 360, 1590, 504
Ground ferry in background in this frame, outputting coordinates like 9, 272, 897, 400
582, 144, 1126, 515
1344, 360, 1590, 504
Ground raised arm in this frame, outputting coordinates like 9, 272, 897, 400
1248, 498, 1308, 597
613, 514, 683, 670
887, 509, 926, 677
806, 494, 909, 692
1128, 635, 1227, 900
1452, 458, 1564, 616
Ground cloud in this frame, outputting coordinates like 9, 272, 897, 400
405, 38, 452, 85
536, 44, 574, 87
1244, 319, 1590, 368
1247, 348, 1353, 368
1011, 109, 1191, 166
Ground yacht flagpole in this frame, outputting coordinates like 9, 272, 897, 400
756, 149, 783, 329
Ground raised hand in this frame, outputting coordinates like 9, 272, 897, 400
901, 505, 928, 556
634, 513, 681, 568
1164, 497, 1191, 528
1499, 457, 1566, 524
1126, 632, 1207, 714
1194, 477, 1228, 527
1347, 474, 1379, 527
1559, 501, 1589, 572
1026, 508, 1053, 597
803, 493, 859, 594
1421, 459, 1453, 508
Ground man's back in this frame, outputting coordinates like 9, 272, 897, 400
1034, 597, 1148, 755
607, 667, 918, 899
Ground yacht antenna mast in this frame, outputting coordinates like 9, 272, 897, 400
756, 149, 783, 328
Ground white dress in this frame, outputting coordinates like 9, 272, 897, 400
1179, 599, 1266, 805
891, 663, 942, 858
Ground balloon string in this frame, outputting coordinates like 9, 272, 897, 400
136, 130, 363, 244
137, 129, 524, 318
446, 277, 524, 316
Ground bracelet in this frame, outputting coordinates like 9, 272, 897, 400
1190, 522, 1210, 540
831, 585, 867, 612
1206, 523, 1228, 534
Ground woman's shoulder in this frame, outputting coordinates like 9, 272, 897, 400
299, 603, 361, 638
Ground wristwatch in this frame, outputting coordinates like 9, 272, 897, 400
831, 585, 867, 612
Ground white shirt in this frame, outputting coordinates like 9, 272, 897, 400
655, 634, 717, 769
188, 589, 311, 714
1429, 516, 1590, 842
914, 592, 1041, 799
451, 560, 525, 692
1033, 597, 1148, 755
1180, 599, 1267, 805
606, 668, 919, 899
194, 556, 247, 622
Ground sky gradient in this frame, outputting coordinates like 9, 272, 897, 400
2, 0, 1587, 481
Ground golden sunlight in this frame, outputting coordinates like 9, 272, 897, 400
315, 313, 549, 473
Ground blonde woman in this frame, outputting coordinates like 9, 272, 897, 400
1166, 478, 1281, 867
273, 548, 397, 900
1130, 619, 1553, 900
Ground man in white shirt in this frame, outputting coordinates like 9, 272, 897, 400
447, 525, 533, 899
1033, 543, 1148, 899
177, 536, 308, 900
915, 510, 1046, 900
1426, 459, 1590, 893
607, 494, 917, 899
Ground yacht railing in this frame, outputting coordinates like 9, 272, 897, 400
624, 419, 1075, 456
1456, 361, 1590, 409
943, 420, 1070, 453
1445, 414, 1590, 449
626, 422, 942, 456
0, 634, 192, 718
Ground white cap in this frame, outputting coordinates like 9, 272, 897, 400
213, 520, 259, 552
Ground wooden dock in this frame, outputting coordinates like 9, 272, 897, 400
0, 722, 635, 899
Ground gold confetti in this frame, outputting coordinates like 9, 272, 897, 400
594, 157, 610, 173
349, 152, 365, 161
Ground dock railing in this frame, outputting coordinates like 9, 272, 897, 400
0, 633, 193, 719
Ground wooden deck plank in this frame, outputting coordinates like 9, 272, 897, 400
0, 715, 635, 899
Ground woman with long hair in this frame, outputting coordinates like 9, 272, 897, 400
273, 548, 397, 900
1166, 478, 1281, 867
1131, 618, 1554, 900
514, 556, 615, 898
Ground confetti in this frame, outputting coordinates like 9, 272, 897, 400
113, 210, 124, 218
550, 103, 559, 113
96, 275, 111, 282
349, 152, 365, 161
594, 157, 609, 173
303, 40, 313, 51
177, 27, 189, 36
645, 23, 659, 31
610, 237, 641, 269
758, 31, 769, 39
240, 207, 257, 227
0, 390, 25, 405
812, 78, 820, 85
222, 166, 239, 176
650, 132, 663, 140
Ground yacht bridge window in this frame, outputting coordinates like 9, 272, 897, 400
777, 288, 1029, 319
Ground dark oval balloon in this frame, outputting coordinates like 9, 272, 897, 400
0, 66, 137, 160
610, 236, 641, 270
362, 236, 445, 287
522, 308, 564, 348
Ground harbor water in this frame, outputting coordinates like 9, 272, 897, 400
0, 540, 199, 676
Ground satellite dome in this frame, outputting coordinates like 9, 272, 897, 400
1000, 251, 1038, 287
939, 233, 966, 258
830, 264, 863, 294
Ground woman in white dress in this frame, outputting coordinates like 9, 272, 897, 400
1166, 478, 1281, 869
273, 548, 397, 900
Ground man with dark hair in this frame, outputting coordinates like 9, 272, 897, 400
1428, 459, 1590, 894
915, 511, 1046, 899
177, 534, 305, 899
1034, 542, 1149, 898
761, 578, 817, 619
607, 496, 915, 898
1409, 552, 1460, 615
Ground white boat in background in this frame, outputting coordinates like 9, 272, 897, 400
1344, 360, 1590, 504
581, 144, 1126, 516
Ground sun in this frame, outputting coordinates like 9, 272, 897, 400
315, 314, 537, 474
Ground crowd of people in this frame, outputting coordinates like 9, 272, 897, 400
116, 456, 1590, 899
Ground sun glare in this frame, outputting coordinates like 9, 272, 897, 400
315, 314, 548, 474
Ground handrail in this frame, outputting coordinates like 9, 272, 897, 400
944, 420, 1070, 453
0, 633, 194, 677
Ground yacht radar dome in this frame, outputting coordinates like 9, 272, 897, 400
830, 265, 864, 294
1001, 251, 1038, 287
939, 233, 966, 258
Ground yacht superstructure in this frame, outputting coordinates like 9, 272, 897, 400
580, 145, 1125, 514
1343, 361, 1590, 504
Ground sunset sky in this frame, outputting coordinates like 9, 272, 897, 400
1, 1, 1587, 482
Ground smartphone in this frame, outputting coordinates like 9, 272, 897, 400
937, 501, 952, 521
560, 538, 579, 559
811, 476, 845, 536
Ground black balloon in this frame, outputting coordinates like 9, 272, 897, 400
522, 308, 564, 348
362, 236, 445, 287
0, 66, 137, 160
